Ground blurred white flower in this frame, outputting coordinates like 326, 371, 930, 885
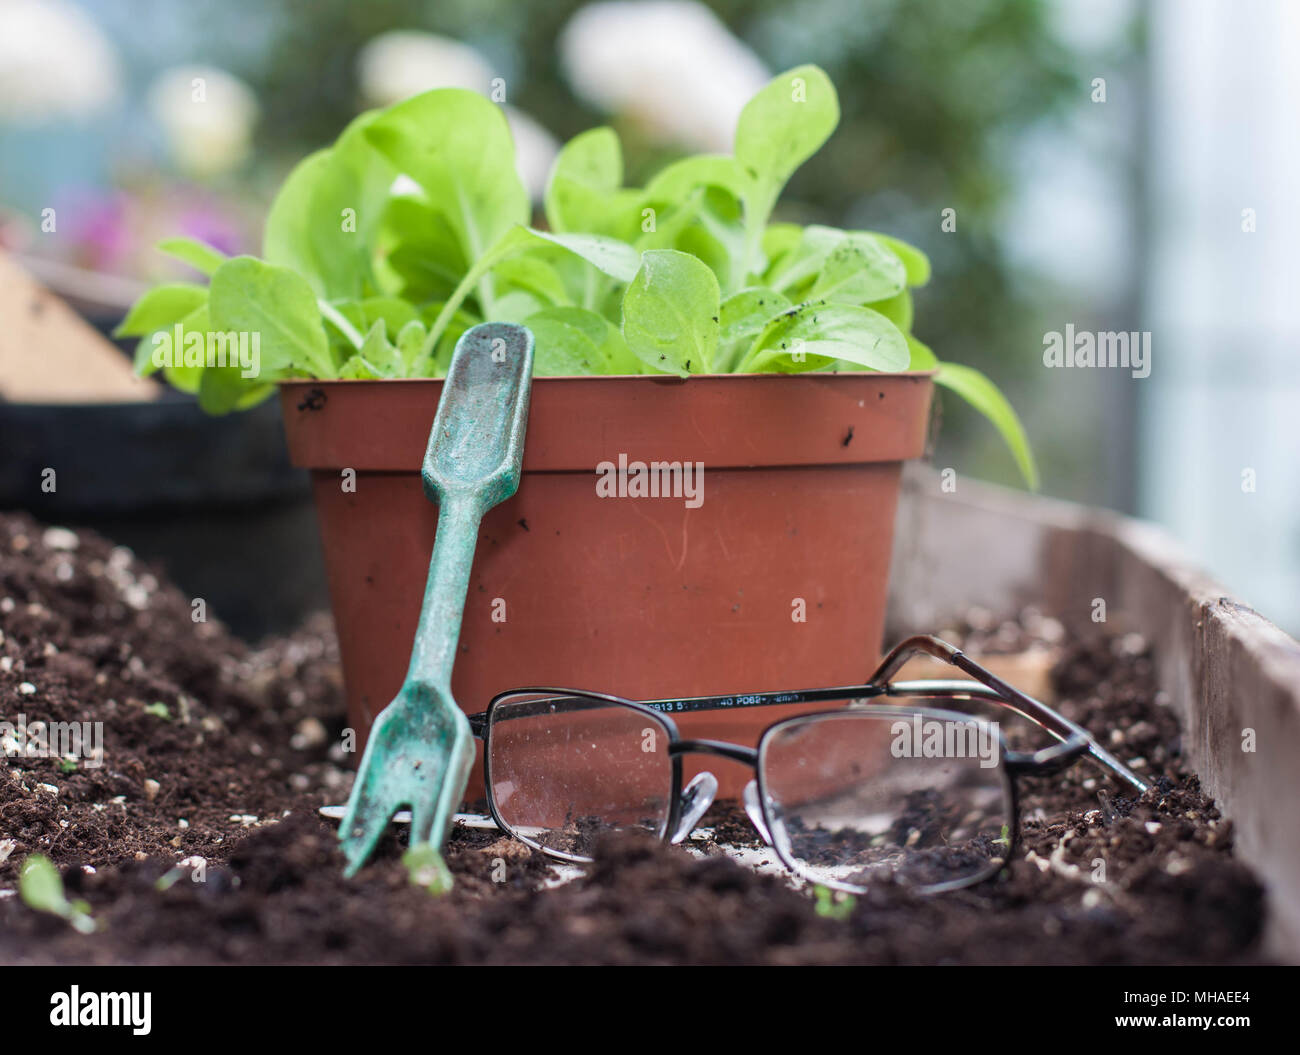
357, 30, 557, 200
357, 30, 494, 105
560, 1, 769, 152
147, 66, 259, 179
0, 0, 122, 122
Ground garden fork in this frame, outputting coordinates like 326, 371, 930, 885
338, 322, 534, 878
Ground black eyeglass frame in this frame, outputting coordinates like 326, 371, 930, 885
467, 635, 1151, 890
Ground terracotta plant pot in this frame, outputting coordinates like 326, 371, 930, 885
280, 372, 933, 798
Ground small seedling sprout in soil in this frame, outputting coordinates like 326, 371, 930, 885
403, 844, 454, 896
118, 65, 1036, 487
20, 854, 96, 934
812, 884, 856, 921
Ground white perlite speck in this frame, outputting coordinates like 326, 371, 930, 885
42, 527, 79, 551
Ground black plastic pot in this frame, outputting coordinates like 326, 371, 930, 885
0, 394, 328, 639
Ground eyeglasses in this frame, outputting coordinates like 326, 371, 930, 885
467, 636, 1149, 894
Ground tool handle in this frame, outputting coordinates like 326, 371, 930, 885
404, 493, 483, 694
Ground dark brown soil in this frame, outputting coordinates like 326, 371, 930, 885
0, 512, 1266, 964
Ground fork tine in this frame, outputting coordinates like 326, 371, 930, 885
338, 716, 400, 877
409, 730, 473, 851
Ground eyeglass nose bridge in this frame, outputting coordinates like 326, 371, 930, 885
669, 772, 718, 843
665, 739, 760, 843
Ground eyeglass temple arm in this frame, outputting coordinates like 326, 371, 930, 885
874, 636, 1150, 794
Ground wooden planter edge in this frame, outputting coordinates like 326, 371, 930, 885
889, 465, 1300, 962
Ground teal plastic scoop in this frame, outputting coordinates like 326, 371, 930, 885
338, 322, 534, 878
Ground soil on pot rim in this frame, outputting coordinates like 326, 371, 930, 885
0, 511, 1267, 964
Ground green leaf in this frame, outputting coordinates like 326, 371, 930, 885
526, 311, 603, 375
197, 363, 275, 414
720, 287, 792, 344
743, 302, 909, 373
766, 225, 848, 293
906, 333, 938, 370
115, 283, 208, 339
263, 113, 396, 299
263, 150, 329, 281
811, 234, 907, 305
338, 355, 381, 379
492, 290, 547, 323
396, 319, 430, 374
121, 289, 213, 380
327, 323, 403, 384
867, 289, 914, 333
526, 229, 640, 283
622, 250, 720, 376
545, 127, 621, 231
935, 363, 1038, 489
718, 286, 791, 371
145, 303, 210, 388
209, 256, 334, 378
639, 186, 746, 294
423, 226, 637, 359
309, 112, 396, 298
735, 65, 839, 192
365, 89, 528, 280
378, 195, 467, 302
734, 65, 839, 279
157, 237, 228, 277
19, 854, 67, 914
761, 223, 804, 266
21, 854, 95, 933
493, 256, 573, 308
357, 296, 419, 337
353, 319, 403, 377
526, 306, 638, 375
645, 155, 750, 204
872, 232, 931, 287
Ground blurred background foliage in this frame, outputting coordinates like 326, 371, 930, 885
1, 0, 1142, 497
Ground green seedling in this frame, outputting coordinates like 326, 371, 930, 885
120, 66, 1035, 486
58, 759, 77, 774
143, 702, 171, 720
403, 844, 453, 896
812, 883, 856, 921
20, 854, 96, 934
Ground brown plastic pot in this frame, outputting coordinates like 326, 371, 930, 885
279, 372, 933, 798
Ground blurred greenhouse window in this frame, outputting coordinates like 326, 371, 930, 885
1142, 0, 1300, 634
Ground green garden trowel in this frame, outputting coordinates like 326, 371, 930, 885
338, 322, 534, 879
